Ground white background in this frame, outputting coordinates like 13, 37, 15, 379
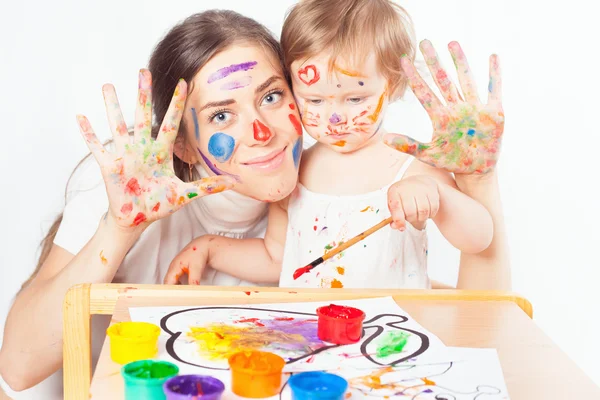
1, 0, 599, 397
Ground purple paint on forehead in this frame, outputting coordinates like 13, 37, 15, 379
220, 76, 252, 91
329, 113, 341, 124
207, 61, 257, 83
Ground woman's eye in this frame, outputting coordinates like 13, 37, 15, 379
261, 92, 282, 106
308, 99, 323, 105
211, 112, 232, 125
348, 97, 364, 104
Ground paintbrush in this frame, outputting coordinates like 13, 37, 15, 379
293, 216, 394, 280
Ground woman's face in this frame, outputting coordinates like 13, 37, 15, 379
183, 44, 302, 202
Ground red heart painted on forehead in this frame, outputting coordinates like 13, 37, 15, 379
297, 65, 320, 86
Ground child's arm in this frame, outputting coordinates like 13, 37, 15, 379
164, 200, 289, 284
388, 164, 493, 254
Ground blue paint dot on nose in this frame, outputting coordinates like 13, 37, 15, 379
207, 132, 235, 162
467, 129, 476, 137
292, 137, 302, 168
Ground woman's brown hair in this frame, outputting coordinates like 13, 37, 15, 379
22, 10, 287, 290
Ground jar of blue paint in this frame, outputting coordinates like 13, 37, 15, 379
288, 371, 348, 400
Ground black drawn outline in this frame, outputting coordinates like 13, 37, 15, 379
159, 306, 430, 371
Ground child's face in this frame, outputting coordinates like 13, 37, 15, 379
291, 53, 389, 153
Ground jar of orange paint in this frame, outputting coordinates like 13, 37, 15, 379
228, 350, 285, 398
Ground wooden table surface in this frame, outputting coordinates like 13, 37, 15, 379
88, 289, 599, 399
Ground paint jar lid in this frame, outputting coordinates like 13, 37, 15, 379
107, 321, 160, 343
316, 304, 365, 321
163, 375, 225, 399
228, 350, 285, 375
121, 360, 179, 386
288, 371, 348, 399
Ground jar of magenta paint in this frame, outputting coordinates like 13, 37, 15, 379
163, 375, 225, 400
316, 304, 365, 344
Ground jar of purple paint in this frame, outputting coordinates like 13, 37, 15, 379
163, 375, 225, 400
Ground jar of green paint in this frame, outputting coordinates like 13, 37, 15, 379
121, 359, 179, 400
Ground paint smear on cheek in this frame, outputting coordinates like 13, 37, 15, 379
297, 65, 320, 86
197, 148, 241, 181
208, 133, 235, 162
252, 120, 272, 142
368, 91, 387, 123
220, 76, 252, 91
207, 61, 257, 83
289, 114, 303, 135
191, 108, 200, 141
289, 103, 296, 110
333, 140, 346, 147
292, 137, 302, 168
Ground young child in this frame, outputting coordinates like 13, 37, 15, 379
165, 0, 493, 289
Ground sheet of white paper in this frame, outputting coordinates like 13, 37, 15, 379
128, 297, 451, 372
303, 347, 510, 400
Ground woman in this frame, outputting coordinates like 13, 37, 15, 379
0, 8, 509, 397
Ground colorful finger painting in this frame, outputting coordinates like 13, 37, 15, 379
129, 297, 449, 373
128, 298, 509, 399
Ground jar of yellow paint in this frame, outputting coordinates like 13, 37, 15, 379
107, 321, 161, 364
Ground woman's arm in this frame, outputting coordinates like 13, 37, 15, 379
455, 171, 510, 289
0, 70, 234, 390
0, 215, 142, 390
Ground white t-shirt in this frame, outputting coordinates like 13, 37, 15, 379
7, 157, 270, 399
279, 157, 430, 289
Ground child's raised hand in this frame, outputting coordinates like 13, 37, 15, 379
387, 175, 440, 231
384, 40, 503, 175
164, 238, 209, 285
76, 69, 235, 231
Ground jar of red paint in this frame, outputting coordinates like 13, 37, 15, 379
316, 304, 365, 345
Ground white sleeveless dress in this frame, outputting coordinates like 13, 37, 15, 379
279, 158, 430, 289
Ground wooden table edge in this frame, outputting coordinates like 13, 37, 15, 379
63, 283, 533, 400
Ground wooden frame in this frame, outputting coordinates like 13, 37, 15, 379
63, 283, 533, 400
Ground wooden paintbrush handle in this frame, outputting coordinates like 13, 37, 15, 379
322, 216, 394, 262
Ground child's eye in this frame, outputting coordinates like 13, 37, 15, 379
308, 99, 323, 105
261, 91, 283, 106
347, 97, 364, 104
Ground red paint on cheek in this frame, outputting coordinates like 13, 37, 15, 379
289, 114, 303, 135
289, 103, 296, 110
125, 178, 142, 196
253, 119, 272, 142
151, 202, 160, 212
132, 212, 147, 226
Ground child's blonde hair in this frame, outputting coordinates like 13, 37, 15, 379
281, 0, 416, 100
